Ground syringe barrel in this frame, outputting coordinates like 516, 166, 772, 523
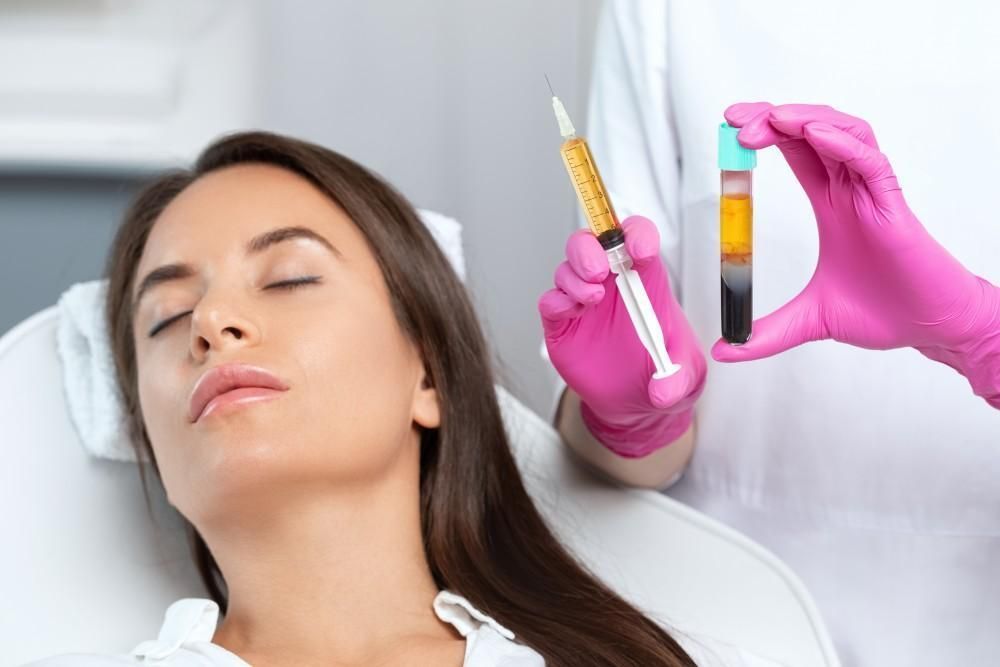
559, 136, 624, 249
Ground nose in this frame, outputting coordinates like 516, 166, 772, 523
189, 298, 262, 360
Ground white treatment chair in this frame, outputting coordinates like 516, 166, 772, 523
0, 306, 841, 666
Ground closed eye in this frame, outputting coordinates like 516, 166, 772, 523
268, 276, 323, 291
146, 276, 323, 338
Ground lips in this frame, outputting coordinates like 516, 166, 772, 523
189, 363, 289, 423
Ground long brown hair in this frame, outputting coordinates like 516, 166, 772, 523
103, 131, 694, 666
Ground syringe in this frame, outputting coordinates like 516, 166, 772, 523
548, 82, 681, 380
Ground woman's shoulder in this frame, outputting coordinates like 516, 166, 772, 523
21, 598, 239, 667
437, 590, 787, 666
22, 655, 139, 666
463, 624, 545, 666
22, 643, 239, 667
433, 590, 545, 666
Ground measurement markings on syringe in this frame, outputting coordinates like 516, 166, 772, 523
575, 179, 610, 216
566, 154, 610, 216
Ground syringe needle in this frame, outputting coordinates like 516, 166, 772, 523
544, 73, 555, 97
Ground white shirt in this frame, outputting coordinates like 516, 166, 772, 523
22, 591, 543, 666
576, 1, 1000, 665
21, 590, 789, 667
29, 590, 803, 667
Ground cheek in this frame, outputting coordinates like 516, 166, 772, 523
135, 353, 191, 483
292, 292, 419, 470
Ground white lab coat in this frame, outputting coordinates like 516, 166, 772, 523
575, 1, 1000, 665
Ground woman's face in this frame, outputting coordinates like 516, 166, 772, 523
130, 164, 439, 523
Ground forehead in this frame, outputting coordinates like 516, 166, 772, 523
138, 164, 358, 269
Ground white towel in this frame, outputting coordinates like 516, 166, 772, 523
418, 209, 466, 281
55, 208, 466, 462
56, 279, 146, 463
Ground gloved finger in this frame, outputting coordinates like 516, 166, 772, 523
622, 215, 661, 270
728, 102, 782, 149
538, 287, 584, 326
767, 104, 880, 150
736, 109, 785, 149
554, 261, 606, 306
801, 122, 907, 211
725, 102, 829, 201
760, 105, 844, 176
565, 229, 610, 283
710, 290, 823, 362
724, 101, 774, 128
648, 361, 706, 411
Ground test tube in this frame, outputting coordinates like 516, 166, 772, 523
718, 122, 757, 345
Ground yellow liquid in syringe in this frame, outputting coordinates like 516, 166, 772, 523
559, 137, 624, 249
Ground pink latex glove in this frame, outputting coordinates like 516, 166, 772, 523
539, 216, 708, 457
711, 102, 1000, 409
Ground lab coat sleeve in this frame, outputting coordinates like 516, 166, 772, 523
586, 0, 682, 297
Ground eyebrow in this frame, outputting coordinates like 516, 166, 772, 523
132, 226, 341, 311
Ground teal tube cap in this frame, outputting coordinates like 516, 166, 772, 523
718, 122, 757, 170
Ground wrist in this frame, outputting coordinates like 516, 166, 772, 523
919, 335, 1000, 409
918, 278, 1000, 409
579, 401, 695, 458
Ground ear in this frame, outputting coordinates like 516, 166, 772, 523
411, 367, 440, 429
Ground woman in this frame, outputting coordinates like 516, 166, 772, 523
26, 131, 739, 666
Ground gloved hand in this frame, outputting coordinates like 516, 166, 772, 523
711, 102, 1000, 409
539, 216, 708, 457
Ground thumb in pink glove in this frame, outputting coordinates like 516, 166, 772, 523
539, 216, 708, 457
711, 102, 1000, 409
